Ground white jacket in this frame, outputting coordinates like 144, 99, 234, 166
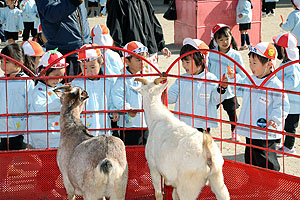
28, 82, 62, 148
71, 78, 111, 136
229, 75, 289, 140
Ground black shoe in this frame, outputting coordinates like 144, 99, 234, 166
94, 11, 97, 17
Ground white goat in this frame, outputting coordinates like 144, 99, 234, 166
133, 77, 230, 200
54, 85, 128, 200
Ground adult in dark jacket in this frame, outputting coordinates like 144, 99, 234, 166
35, 0, 91, 76
106, 0, 171, 65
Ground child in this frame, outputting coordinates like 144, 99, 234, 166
20, 0, 38, 41
273, 32, 300, 156
226, 42, 290, 171
110, 41, 149, 145
71, 44, 113, 136
28, 50, 66, 149
236, 0, 253, 50
0, 43, 35, 150
280, 0, 300, 57
262, 0, 278, 17
21, 40, 45, 73
87, 0, 98, 17
0, 7, 7, 44
168, 38, 230, 133
208, 24, 246, 141
1, 0, 23, 44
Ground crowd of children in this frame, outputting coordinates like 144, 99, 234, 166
0, 0, 300, 175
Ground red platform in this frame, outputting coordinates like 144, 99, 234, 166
174, 0, 261, 46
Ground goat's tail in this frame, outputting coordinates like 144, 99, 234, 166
202, 131, 213, 169
100, 159, 113, 174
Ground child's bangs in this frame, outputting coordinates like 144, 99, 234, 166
215, 27, 232, 39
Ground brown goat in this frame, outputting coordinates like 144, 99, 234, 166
54, 85, 128, 200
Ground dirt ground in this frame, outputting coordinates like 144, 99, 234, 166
0, 0, 299, 177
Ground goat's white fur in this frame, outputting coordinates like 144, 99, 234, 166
55, 86, 128, 200
133, 77, 230, 200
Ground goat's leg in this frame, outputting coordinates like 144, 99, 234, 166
172, 188, 180, 200
149, 167, 163, 200
176, 176, 206, 200
208, 170, 230, 200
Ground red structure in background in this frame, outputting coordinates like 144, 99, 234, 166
0, 46, 300, 199
174, 0, 261, 46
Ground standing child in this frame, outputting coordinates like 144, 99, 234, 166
226, 42, 290, 171
20, 0, 38, 41
262, 0, 278, 17
0, 43, 35, 150
236, 0, 253, 50
1, 0, 23, 44
208, 24, 246, 141
87, 0, 98, 17
0, 7, 7, 44
110, 41, 149, 145
280, 0, 300, 57
71, 44, 113, 136
168, 38, 230, 133
28, 50, 66, 149
273, 32, 300, 156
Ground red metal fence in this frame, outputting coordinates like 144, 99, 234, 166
0, 46, 300, 199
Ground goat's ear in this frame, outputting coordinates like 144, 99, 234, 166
130, 85, 141, 93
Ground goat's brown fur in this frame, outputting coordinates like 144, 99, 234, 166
55, 85, 128, 200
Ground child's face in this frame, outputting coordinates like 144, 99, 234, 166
0, 59, 21, 77
80, 59, 101, 79
182, 55, 202, 75
5, 0, 14, 7
215, 35, 232, 53
249, 55, 271, 79
46, 68, 65, 87
125, 52, 147, 74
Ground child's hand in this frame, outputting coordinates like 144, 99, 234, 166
238, 14, 243, 18
19, 30, 22, 35
112, 112, 120, 122
279, 22, 283, 27
227, 65, 234, 79
161, 47, 171, 58
220, 74, 228, 88
267, 120, 277, 129
128, 109, 138, 118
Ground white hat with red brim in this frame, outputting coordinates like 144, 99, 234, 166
211, 24, 229, 39
183, 38, 209, 53
249, 42, 277, 67
91, 24, 114, 46
123, 41, 148, 57
273, 32, 299, 61
78, 44, 102, 62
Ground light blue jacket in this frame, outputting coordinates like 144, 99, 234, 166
168, 71, 230, 129
28, 82, 62, 149
229, 75, 289, 140
236, 0, 252, 24
281, 9, 300, 45
1, 6, 24, 32
0, 74, 34, 137
276, 61, 300, 114
102, 49, 124, 83
111, 68, 147, 128
71, 78, 111, 136
20, 0, 38, 22
208, 48, 246, 99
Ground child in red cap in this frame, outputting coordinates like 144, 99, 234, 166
225, 42, 290, 171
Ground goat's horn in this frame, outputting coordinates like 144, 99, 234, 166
54, 85, 73, 92
154, 77, 167, 85
135, 78, 150, 85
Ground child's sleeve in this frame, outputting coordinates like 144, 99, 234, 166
281, 12, 296, 31
210, 75, 231, 105
167, 79, 179, 104
110, 78, 132, 110
18, 11, 24, 31
281, 65, 300, 90
228, 75, 247, 97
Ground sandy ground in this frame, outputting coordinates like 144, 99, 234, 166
0, 0, 299, 177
